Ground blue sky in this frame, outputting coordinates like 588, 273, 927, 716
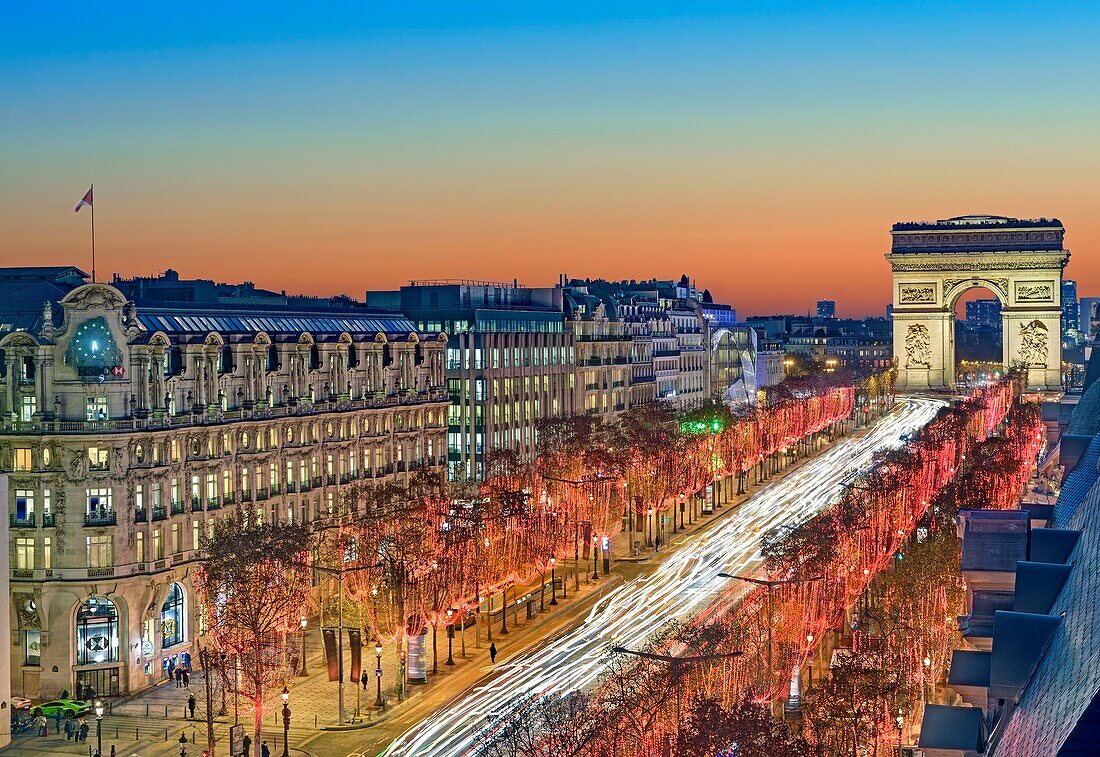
3, 2, 1098, 314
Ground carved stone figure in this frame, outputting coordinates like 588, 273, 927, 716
67, 449, 87, 480
14, 592, 42, 628
905, 324, 932, 368
899, 286, 936, 304
1016, 283, 1053, 302
1018, 320, 1049, 367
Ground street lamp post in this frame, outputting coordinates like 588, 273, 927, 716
549, 557, 559, 605
591, 536, 600, 580
719, 573, 823, 684
94, 699, 104, 757
298, 616, 308, 676
612, 646, 743, 745
375, 641, 384, 709
281, 686, 291, 757
445, 608, 456, 666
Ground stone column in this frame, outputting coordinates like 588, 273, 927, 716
5, 356, 18, 418
194, 352, 206, 407
33, 354, 49, 419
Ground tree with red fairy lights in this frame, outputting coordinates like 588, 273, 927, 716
558, 374, 1032, 756
676, 695, 818, 757
195, 512, 312, 757
475, 691, 603, 757
801, 648, 902, 757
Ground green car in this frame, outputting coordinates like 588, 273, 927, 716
30, 699, 92, 718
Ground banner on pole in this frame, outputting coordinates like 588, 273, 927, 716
322, 628, 339, 682
348, 628, 362, 683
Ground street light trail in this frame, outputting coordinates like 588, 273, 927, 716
380, 398, 945, 757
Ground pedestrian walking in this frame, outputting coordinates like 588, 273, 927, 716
187, 692, 196, 719
261, 740, 271, 757
78, 718, 90, 743
182, 669, 190, 687
489, 642, 497, 664
242, 734, 252, 755
53, 709, 62, 734
65, 714, 76, 740
36, 713, 47, 737
361, 669, 369, 691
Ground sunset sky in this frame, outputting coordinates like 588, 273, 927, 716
2, 2, 1098, 317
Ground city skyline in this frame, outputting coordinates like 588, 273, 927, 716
4, 2, 1099, 317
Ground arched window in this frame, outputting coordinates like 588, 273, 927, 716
161, 583, 185, 649
220, 344, 235, 374
76, 597, 119, 665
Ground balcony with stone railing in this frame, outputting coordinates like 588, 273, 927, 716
0, 388, 451, 435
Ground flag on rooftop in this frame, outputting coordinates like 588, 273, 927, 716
74, 187, 93, 212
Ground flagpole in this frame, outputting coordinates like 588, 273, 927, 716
90, 183, 96, 282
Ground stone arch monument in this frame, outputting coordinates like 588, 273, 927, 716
887, 215, 1069, 392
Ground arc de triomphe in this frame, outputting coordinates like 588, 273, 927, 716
887, 215, 1068, 392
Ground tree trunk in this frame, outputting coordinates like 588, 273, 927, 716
253, 692, 264, 757
432, 624, 438, 675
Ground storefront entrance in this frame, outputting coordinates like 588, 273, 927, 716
76, 666, 121, 698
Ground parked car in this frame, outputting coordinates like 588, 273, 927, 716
10, 696, 32, 710
30, 698, 92, 718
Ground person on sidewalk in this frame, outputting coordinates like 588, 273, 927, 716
242, 734, 251, 755
175, 667, 184, 688
78, 718, 90, 743
182, 668, 190, 687
361, 669, 369, 691
261, 740, 271, 757
36, 714, 47, 737
53, 708, 62, 734
64, 714, 76, 740
187, 692, 197, 719
167, 660, 176, 684
489, 642, 497, 664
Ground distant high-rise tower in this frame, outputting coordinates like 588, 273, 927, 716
1062, 279, 1080, 336
816, 300, 836, 319
964, 299, 1002, 329
1080, 297, 1100, 339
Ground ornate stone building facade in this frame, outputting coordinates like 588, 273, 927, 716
0, 269, 447, 700
887, 216, 1069, 392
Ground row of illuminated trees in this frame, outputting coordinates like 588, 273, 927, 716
481, 373, 1040, 756
191, 369, 889, 753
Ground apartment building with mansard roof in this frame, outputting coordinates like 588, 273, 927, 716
0, 267, 448, 700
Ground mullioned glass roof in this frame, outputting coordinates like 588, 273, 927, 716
137, 311, 418, 336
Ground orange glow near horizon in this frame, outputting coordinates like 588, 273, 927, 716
6, 195, 1093, 319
